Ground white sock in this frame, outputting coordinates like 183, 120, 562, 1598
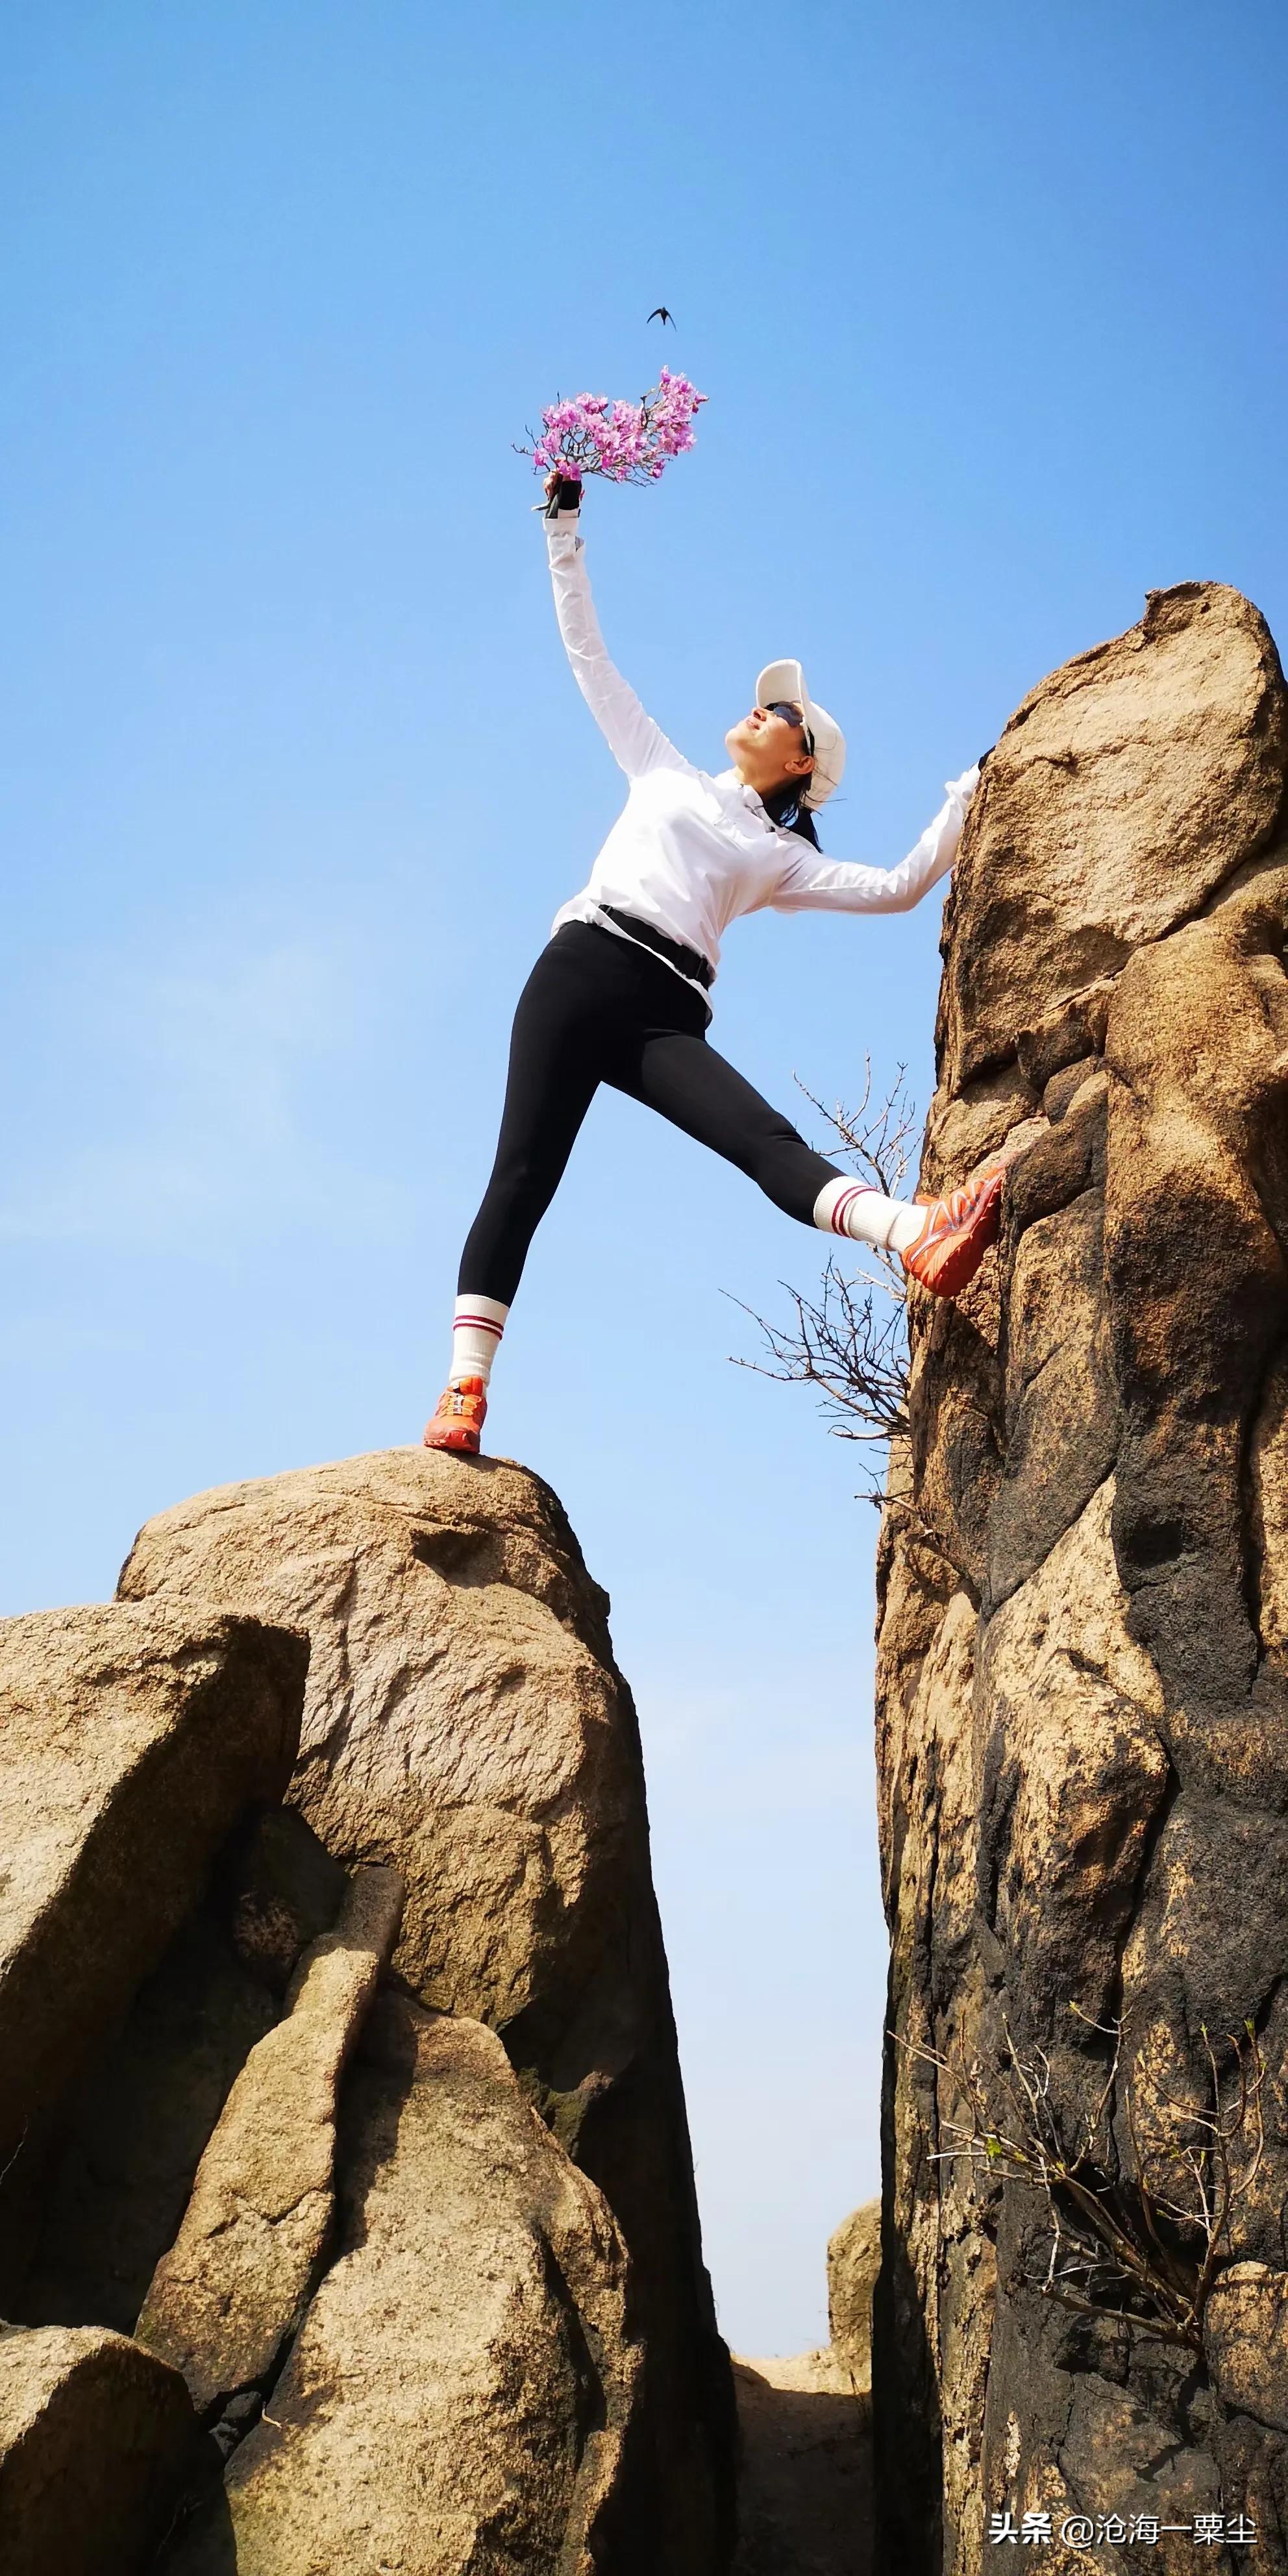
813, 1176, 926, 1259
450, 1293, 509, 1387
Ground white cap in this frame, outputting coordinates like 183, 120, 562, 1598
756, 658, 845, 810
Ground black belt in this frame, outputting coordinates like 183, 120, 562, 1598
596, 905, 715, 990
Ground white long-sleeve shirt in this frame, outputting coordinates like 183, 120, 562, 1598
545, 514, 980, 997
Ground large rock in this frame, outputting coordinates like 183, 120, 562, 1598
118, 1447, 734, 2568
0, 2323, 196, 2573
936, 581, 1288, 1089
137, 1864, 403, 2420
827, 2199, 879, 2401
161, 1994, 646, 2575
117, 1455, 628, 2029
0, 1602, 306, 2160
874, 582, 1288, 2572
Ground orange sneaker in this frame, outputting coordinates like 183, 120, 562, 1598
901, 1159, 1008, 1298
423, 1376, 487, 1455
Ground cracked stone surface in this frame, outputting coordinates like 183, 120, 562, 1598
828, 2199, 880, 2402
158, 1996, 645, 2576
0, 1601, 305, 2163
1, 1807, 347, 2338
874, 581, 1288, 2575
0, 2324, 197, 2575
136, 1864, 404, 2419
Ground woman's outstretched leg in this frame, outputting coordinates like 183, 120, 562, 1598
619, 1028, 1006, 1296
616, 1025, 837, 1216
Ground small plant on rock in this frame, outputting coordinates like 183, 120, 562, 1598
900, 2007, 1269, 2353
727, 1061, 917, 1500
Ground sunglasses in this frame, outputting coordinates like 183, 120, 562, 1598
766, 699, 815, 752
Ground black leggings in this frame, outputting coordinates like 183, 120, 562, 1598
458, 920, 843, 1304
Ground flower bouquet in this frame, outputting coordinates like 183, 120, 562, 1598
518, 366, 708, 489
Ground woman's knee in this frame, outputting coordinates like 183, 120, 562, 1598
481, 1149, 562, 1224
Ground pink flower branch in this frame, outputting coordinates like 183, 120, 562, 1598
516, 367, 708, 489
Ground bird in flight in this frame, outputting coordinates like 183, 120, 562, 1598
647, 305, 675, 327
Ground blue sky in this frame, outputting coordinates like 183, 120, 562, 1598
3, 1, 1285, 2353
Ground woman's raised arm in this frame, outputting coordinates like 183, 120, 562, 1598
769, 763, 982, 916
544, 502, 692, 782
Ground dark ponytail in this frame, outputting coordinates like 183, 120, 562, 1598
761, 775, 821, 848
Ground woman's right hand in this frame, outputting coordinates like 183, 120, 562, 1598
543, 471, 584, 516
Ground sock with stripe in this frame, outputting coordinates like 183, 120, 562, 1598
450, 1292, 509, 1388
813, 1176, 925, 1259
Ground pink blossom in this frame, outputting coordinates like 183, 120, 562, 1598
520, 372, 709, 489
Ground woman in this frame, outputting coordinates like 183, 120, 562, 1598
424, 474, 1002, 1455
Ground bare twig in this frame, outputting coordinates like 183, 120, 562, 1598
896, 2009, 1268, 2353
726, 1263, 909, 1445
726, 1060, 918, 1500
0, 2123, 29, 2192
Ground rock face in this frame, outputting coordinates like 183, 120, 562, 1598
162, 1997, 645, 2575
827, 2199, 879, 2401
2, 1807, 349, 2338
118, 1447, 734, 2568
875, 584, 1288, 2571
0, 2325, 196, 2575
137, 1865, 404, 2420
0, 1602, 305, 2161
